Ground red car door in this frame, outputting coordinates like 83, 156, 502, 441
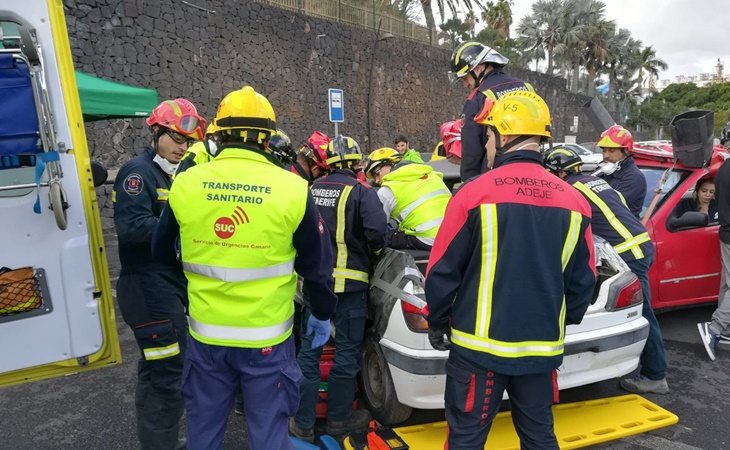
646, 167, 721, 310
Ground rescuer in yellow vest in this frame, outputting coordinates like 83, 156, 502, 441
152, 86, 337, 450
364, 147, 451, 250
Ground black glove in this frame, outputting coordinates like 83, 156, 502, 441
428, 326, 451, 351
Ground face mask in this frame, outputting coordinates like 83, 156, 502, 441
592, 161, 619, 177
153, 154, 180, 176
204, 137, 219, 157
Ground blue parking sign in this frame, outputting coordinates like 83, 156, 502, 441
328, 88, 344, 123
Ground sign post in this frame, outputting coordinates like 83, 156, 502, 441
328, 88, 344, 137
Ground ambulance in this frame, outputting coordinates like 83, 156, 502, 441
0, 0, 120, 387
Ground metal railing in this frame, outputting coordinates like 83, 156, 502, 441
254, 0, 434, 44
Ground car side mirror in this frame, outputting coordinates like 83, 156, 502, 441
91, 161, 108, 187
667, 211, 709, 231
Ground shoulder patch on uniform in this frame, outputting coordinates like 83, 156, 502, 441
123, 173, 144, 196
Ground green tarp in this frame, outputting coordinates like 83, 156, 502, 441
75, 71, 159, 121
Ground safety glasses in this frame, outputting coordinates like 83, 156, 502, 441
164, 129, 194, 145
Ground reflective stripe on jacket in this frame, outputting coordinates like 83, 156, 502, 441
169, 148, 309, 348
425, 151, 595, 375
567, 172, 653, 263
381, 163, 451, 245
311, 170, 387, 293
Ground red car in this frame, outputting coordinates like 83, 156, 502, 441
634, 141, 729, 311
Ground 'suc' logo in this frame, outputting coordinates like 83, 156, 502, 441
214, 217, 236, 239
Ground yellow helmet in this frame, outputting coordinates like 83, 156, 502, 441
205, 121, 219, 136
364, 147, 402, 177
476, 91, 551, 139
213, 86, 276, 143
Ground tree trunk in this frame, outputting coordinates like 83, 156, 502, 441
571, 66, 580, 93
420, 0, 436, 45
586, 71, 596, 96
607, 70, 616, 115
546, 48, 553, 76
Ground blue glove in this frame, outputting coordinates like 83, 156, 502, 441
306, 315, 331, 348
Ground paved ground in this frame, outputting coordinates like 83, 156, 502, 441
1, 232, 729, 449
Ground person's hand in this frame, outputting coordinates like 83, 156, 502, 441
428, 326, 452, 351
306, 315, 331, 348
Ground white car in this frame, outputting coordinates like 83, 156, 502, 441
552, 142, 604, 172
359, 238, 649, 424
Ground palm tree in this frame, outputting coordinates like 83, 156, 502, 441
464, 10, 478, 39
516, 0, 569, 77
605, 28, 640, 113
553, 0, 599, 92
418, 0, 485, 45
637, 46, 668, 93
439, 17, 471, 48
516, 15, 545, 71
581, 15, 614, 95
482, 0, 512, 39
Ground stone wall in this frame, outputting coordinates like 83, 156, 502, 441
65, 0, 597, 223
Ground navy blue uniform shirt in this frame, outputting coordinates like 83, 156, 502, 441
599, 156, 646, 218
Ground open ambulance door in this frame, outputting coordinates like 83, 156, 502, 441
0, 0, 121, 387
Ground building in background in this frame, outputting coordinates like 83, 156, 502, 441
656, 59, 729, 92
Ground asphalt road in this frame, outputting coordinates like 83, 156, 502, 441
1, 232, 729, 449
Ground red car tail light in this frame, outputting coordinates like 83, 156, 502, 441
401, 301, 429, 332
606, 272, 643, 311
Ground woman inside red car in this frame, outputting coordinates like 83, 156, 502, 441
675, 178, 718, 223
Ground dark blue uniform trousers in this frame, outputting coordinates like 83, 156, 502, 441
294, 291, 368, 428
626, 253, 667, 380
444, 352, 558, 450
117, 271, 188, 450
182, 335, 302, 450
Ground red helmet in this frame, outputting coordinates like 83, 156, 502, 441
597, 125, 633, 152
146, 98, 206, 140
300, 131, 331, 170
439, 119, 463, 159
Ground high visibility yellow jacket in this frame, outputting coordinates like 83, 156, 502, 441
381, 163, 451, 246
174, 141, 211, 177
167, 145, 337, 348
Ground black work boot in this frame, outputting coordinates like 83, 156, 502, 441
325, 409, 372, 437
174, 437, 187, 450
288, 417, 315, 443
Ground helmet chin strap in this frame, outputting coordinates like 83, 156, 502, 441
152, 126, 165, 153
471, 64, 494, 86
493, 132, 533, 158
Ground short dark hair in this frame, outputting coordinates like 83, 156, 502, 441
394, 135, 408, 145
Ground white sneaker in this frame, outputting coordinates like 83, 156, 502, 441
698, 322, 720, 361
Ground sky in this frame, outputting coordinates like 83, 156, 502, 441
507, 0, 730, 83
